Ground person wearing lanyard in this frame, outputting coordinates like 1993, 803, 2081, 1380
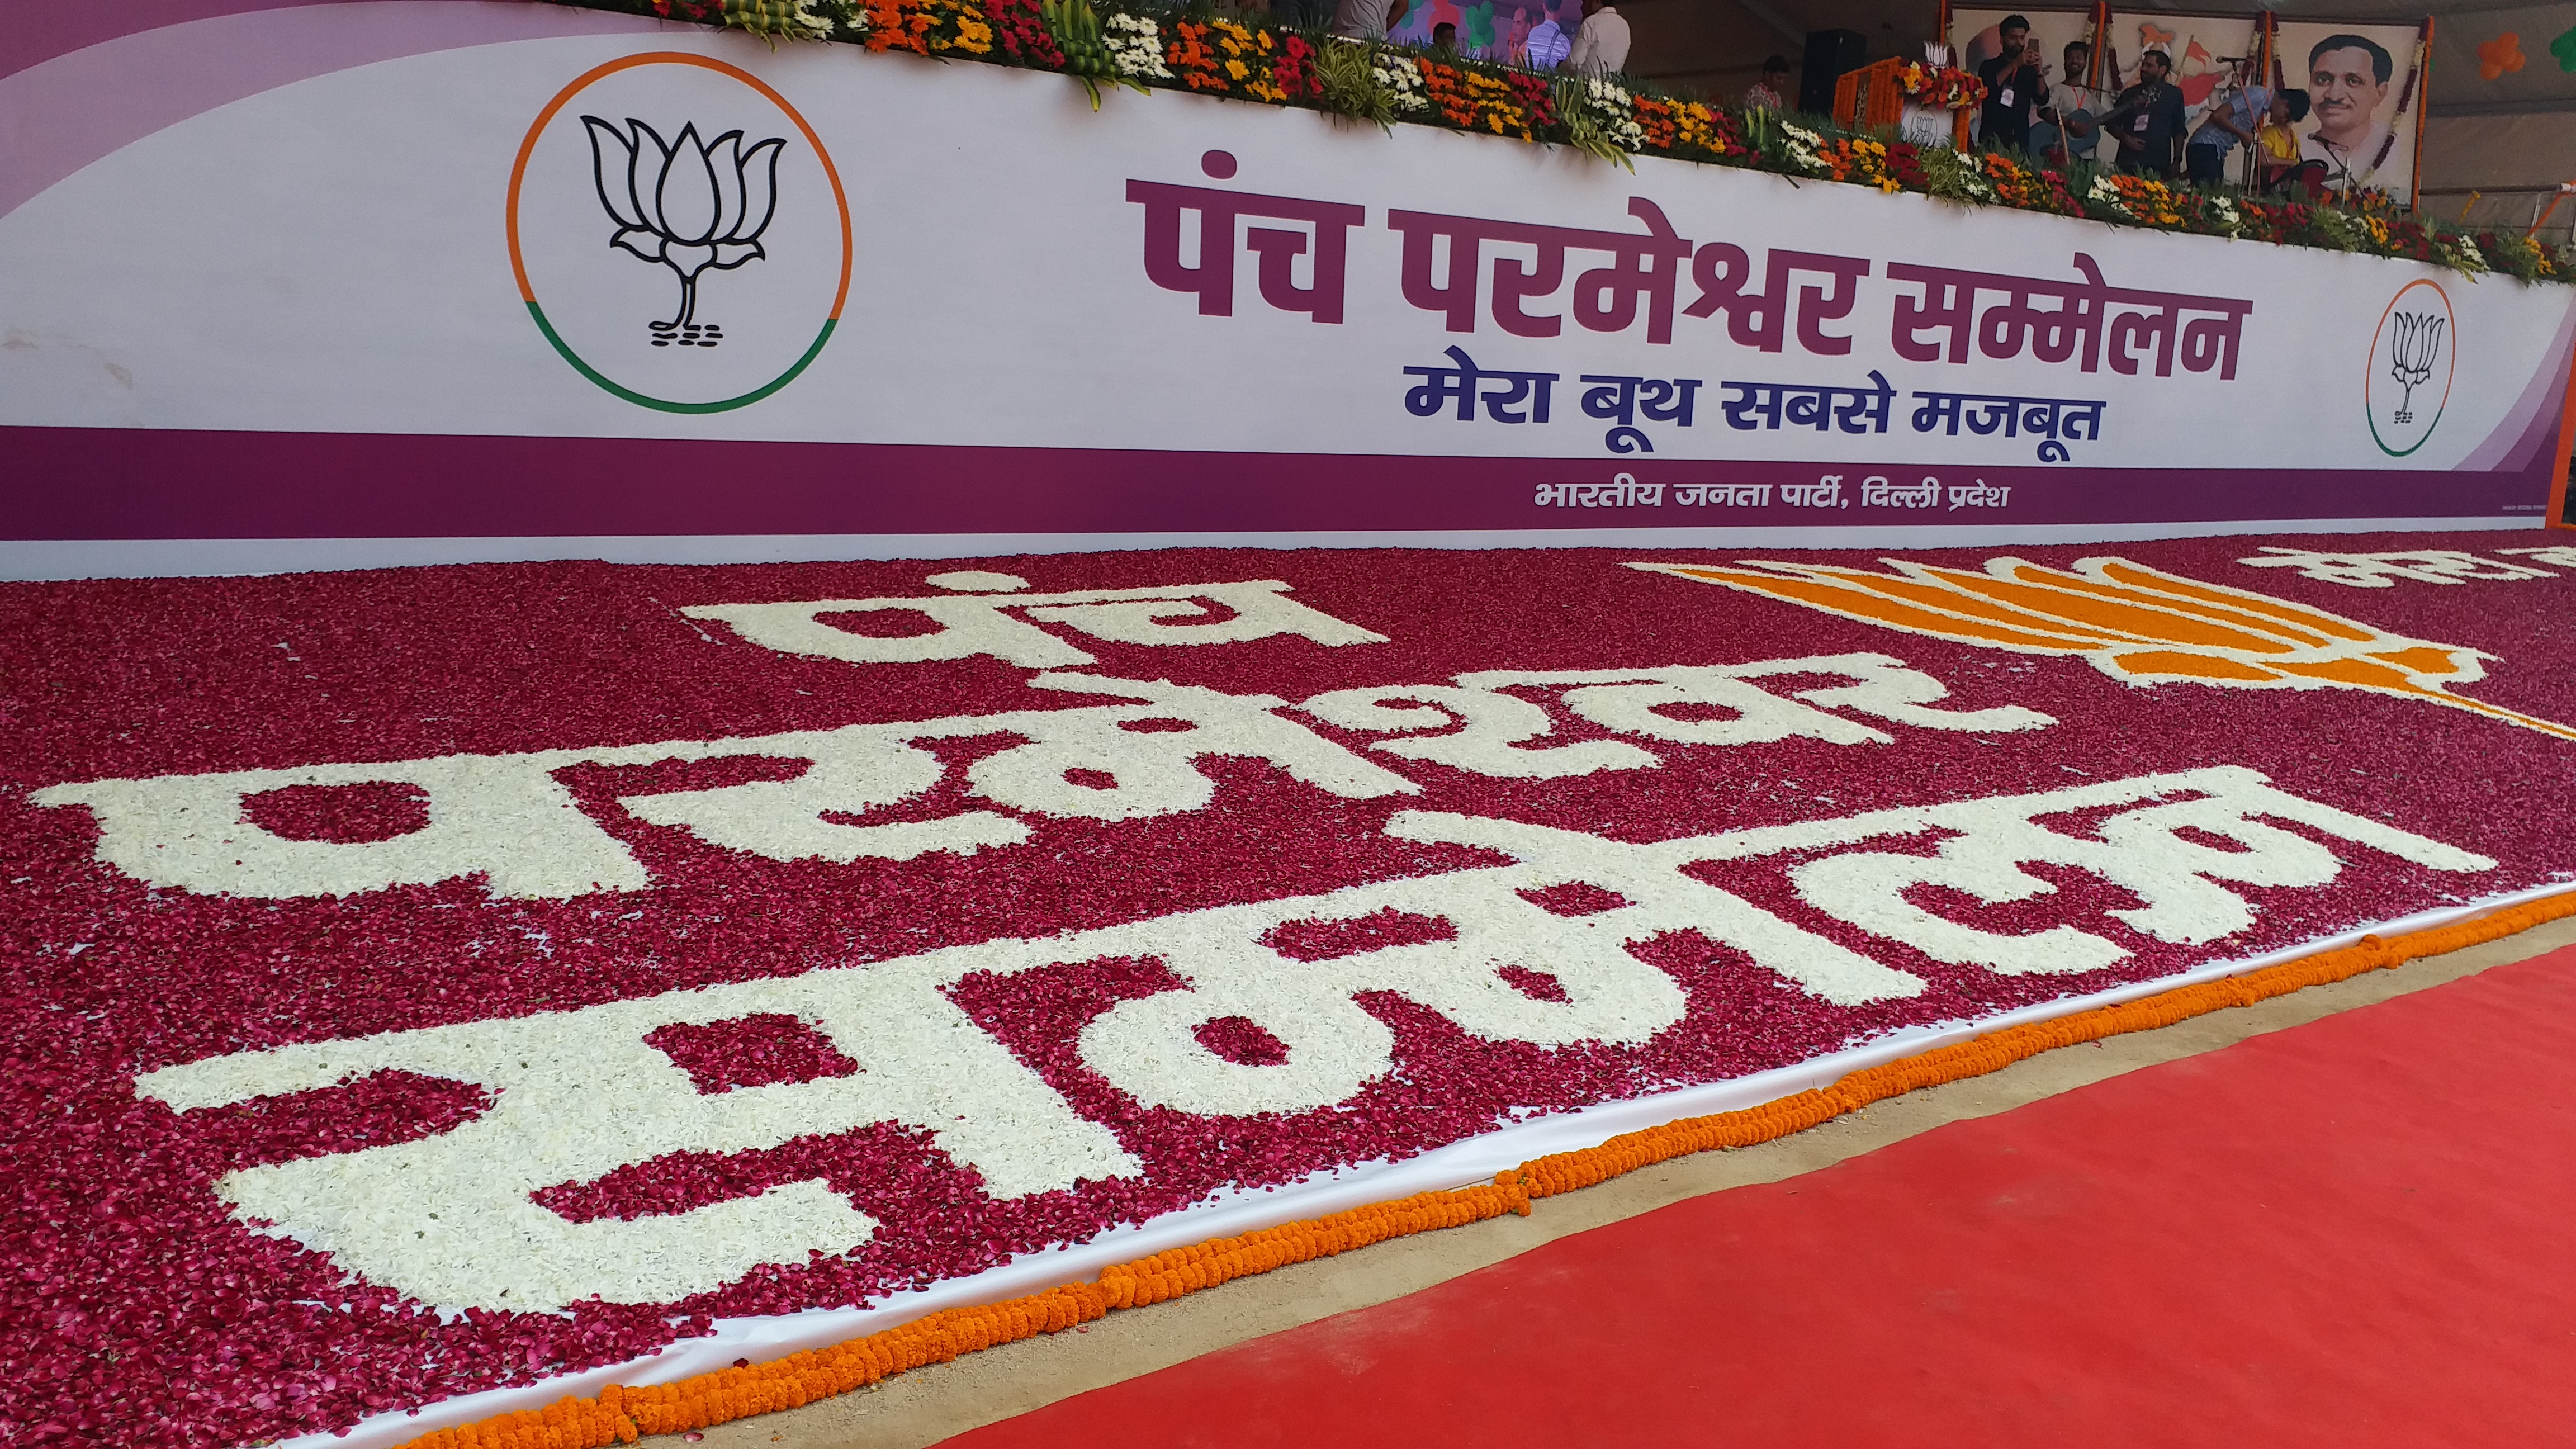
2032, 39, 2108, 165
2098, 48, 2187, 178
1977, 15, 2043, 152
2184, 58, 2270, 185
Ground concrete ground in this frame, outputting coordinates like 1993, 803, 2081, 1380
645, 911, 2576, 1449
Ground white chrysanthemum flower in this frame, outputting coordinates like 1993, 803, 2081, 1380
1104, 13, 1172, 78
1373, 54, 1431, 112
1576, 78, 1644, 149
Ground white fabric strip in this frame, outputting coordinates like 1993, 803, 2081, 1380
0, 517, 2541, 582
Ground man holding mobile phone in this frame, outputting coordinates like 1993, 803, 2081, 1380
1977, 15, 2044, 151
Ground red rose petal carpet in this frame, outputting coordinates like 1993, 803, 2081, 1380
948, 937, 2576, 1449
4, 531, 2573, 1447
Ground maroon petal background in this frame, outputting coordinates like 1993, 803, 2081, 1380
2, 532, 2570, 1447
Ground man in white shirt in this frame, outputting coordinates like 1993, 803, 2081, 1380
1329, 0, 1403, 42
2034, 40, 2113, 164
1562, 0, 1629, 75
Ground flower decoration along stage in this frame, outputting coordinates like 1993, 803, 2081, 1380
6, 536, 2574, 1449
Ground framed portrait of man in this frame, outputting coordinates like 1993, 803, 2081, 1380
2274, 20, 2426, 201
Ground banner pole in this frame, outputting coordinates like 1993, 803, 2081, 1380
2409, 17, 2433, 212
2552, 320, 2576, 532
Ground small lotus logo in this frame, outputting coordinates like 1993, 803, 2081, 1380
580, 116, 785, 347
2385, 311, 2443, 424
1635, 555, 2576, 742
2365, 280, 2454, 456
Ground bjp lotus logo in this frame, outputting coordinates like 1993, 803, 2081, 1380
581, 117, 785, 348
508, 53, 851, 414
2384, 311, 2443, 423
1636, 555, 2576, 741
2366, 279, 2454, 456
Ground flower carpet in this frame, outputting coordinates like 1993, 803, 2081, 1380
7, 529, 2575, 1447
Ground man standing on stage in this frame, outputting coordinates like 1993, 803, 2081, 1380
2301, 33, 2397, 192
1746, 54, 1792, 112
2097, 47, 2187, 177
1563, 0, 1631, 75
2184, 56, 2270, 184
1978, 15, 2044, 151
2033, 38, 2110, 165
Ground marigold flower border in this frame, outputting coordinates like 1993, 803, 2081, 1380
386, 887, 2576, 1449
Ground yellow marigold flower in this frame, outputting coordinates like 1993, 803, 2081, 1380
1225, 58, 1248, 79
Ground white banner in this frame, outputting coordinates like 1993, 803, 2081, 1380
0, 5, 2565, 555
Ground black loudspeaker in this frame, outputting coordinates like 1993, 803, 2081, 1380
1799, 29, 1868, 116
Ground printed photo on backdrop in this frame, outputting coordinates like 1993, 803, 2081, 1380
2277, 21, 2423, 198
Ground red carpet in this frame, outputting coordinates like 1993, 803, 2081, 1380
949, 941, 2576, 1447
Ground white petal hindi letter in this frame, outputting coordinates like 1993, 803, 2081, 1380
32, 754, 646, 900
1300, 683, 1659, 779
617, 727, 1028, 863
1021, 581, 1389, 649
684, 597, 1097, 667
135, 964, 1138, 1311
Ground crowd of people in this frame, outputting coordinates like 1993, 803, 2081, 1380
1306, 0, 1631, 74
1954, 14, 2380, 193
1239, 0, 2386, 200
1703, 15, 2392, 197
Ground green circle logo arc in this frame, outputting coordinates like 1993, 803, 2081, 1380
506, 52, 854, 414
524, 303, 836, 414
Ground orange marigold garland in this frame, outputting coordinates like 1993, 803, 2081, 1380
2087, 170, 2186, 227
1162, 18, 1227, 92
1416, 56, 1479, 129
1631, 96, 1746, 161
859, 0, 992, 55
1413, 56, 1549, 139
1981, 152, 2083, 216
392, 889, 2576, 1449
1163, 18, 1307, 102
